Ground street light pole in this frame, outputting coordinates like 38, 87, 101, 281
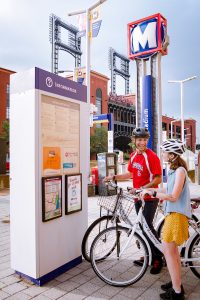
68, 0, 107, 106
86, 8, 90, 106
68, 0, 108, 181
168, 76, 197, 142
180, 81, 184, 142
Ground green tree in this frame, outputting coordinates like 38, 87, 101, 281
90, 127, 108, 155
128, 141, 136, 151
0, 120, 9, 145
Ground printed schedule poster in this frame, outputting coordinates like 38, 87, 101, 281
41, 95, 80, 175
65, 174, 82, 214
42, 176, 62, 222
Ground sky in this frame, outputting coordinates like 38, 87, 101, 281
0, 0, 199, 139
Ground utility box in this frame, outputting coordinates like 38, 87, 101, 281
10, 68, 89, 285
97, 152, 117, 196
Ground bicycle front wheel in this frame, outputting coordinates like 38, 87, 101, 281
81, 215, 113, 261
188, 233, 200, 278
90, 226, 149, 287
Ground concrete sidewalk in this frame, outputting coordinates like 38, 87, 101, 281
0, 183, 200, 300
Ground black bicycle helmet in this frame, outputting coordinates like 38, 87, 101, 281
160, 139, 186, 156
132, 127, 150, 138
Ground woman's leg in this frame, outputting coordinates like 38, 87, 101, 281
163, 241, 181, 292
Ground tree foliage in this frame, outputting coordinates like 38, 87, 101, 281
90, 127, 108, 154
128, 142, 136, 151
0, 120, 9, 144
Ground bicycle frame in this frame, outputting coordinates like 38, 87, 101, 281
118, 199, 163, 266
118, 199, 200, 268
98, 182, 200, 269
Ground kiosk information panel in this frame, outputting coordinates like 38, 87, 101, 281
10, 68, 89, 285
41, 95, 80, 176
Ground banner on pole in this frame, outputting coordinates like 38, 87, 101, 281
141, 75, 153, 149
76, 6, 102, 38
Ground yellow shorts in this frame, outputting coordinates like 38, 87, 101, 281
162, 212, 189, 246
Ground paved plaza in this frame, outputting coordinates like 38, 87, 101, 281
0, 183, 200, 299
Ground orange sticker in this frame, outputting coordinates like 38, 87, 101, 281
43, 147, 61, 171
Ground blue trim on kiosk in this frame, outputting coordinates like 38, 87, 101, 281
16, 256, 82, 286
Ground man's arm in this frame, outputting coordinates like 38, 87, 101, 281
142, 174, 162, 188
104, 172, 132, 182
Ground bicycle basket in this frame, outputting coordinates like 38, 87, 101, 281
118, 192, 136, 224
97, 194, 118, 213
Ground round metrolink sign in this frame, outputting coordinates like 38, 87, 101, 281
127, 13, 167, 60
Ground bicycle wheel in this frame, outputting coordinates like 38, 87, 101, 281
81, 215, 113, 261
157, 214, 199, 238
90, 226, 149, 287
188, 233, 200, 278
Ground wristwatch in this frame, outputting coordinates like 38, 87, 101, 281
152, 190, 157, 197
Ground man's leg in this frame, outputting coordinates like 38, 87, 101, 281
143, 200, 163, 274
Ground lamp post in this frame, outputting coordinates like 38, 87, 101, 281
68, 0, 107, 106
68, 0, 108, 181
168, 76, 197, 142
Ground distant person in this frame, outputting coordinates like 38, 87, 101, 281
140, 139, 191, 300
104, 127, 163, 274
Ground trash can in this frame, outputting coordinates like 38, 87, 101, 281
91, 166, 98, 194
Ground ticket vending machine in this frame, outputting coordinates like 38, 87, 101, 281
97, 152, 117, 196
10, 68, 89, 285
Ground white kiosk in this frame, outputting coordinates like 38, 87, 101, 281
10, 68, 89, 285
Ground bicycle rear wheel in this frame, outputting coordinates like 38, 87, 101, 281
188, 233, 200, 278
90, 226, 149, 287
81, 215, 113, 261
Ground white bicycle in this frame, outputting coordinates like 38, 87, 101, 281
90, 187, 200, 287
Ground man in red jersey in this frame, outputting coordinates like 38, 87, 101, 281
104, 127, 163, 274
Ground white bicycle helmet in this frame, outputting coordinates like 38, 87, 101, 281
160, 139, 186, 156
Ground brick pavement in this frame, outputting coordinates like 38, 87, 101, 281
0, 183, 200, 299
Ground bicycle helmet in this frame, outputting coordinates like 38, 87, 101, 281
132, 127, 150, 138
160, 139, 186, 156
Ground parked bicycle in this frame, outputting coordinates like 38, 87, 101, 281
81, 183, 137, 262
82, 182, 199, 262
89, 184, 200, 287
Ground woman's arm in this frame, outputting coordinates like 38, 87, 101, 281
141, 168, 186, 202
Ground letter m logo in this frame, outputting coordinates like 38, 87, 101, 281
128, 13, 167, 60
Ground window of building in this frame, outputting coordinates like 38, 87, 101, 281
162, 122, 167, 131
114, 109, 117, 121
96, 88, 102, 115
6, 84, 10, 119
121, 110, 124, 122
96, 88, 102, 128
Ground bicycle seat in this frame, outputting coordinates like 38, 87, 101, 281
191, 197, 200, 203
